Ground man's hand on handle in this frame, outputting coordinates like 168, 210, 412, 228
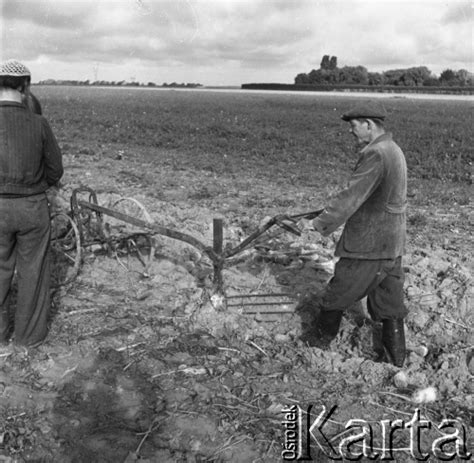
297, 218, 315, 232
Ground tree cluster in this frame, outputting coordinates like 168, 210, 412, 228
162, 82, 203, 88
295, 55, 473, 87
36, 79, 203, 88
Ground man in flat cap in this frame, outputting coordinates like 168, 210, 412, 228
0, 59, 63, 347
300, 100, 408, 367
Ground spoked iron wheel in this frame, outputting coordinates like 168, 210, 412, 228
107, 198, 156, 277
109, 197, 153, 232
50, 212, 82, 287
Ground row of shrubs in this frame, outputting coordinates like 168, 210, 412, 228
241, 83, 474, 95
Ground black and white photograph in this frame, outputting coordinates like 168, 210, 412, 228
0, 0, 472, 461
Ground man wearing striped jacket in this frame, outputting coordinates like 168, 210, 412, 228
0, 60, 63, 347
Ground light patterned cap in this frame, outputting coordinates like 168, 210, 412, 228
0, 59, 31, 77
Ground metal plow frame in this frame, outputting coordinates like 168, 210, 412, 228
58, 187, 323, 311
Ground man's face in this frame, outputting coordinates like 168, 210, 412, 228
349, 119, 371, 145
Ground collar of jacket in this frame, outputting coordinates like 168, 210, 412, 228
360, 132, 393, 154
0, 100, 25, 108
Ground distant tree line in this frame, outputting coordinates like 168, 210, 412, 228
36, 79, 203, 88
162, 82, 203, 88
295, 55, 473, 87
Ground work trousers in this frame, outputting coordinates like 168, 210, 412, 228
321, 257, 408, 321
0, 194, 51, 346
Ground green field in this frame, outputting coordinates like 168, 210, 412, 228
36, 86, 472, 186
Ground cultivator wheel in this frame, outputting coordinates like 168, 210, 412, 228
103, 198, 155, 276
71, 187, 106, 244
50, 212, 82, 287
109, 197, 153, 233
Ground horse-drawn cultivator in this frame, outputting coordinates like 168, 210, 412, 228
51, 187, 323, 311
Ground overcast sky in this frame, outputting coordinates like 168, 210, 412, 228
1, 0, 472, 85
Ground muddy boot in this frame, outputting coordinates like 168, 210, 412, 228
382, 319, 406, 367
303, 310, 343, 349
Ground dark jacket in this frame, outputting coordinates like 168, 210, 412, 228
313, 132, 407, 259
0, 101, 63, 196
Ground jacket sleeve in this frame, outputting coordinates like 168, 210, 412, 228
41, 118, 63, 186
312, 150, 383, 236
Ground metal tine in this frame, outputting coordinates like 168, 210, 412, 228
227, 292, 292, 298
227, 301, 293, 307
242, 307, 295, 314
226, 292, 296, 313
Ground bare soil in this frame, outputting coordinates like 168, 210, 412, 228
0, 140, 472, 462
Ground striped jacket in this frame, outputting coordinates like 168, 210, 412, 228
0, 101, 63, 196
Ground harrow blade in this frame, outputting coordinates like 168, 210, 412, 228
226, 293, 296, 314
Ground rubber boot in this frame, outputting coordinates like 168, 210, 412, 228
319, 310, 343, 338
304, 310, 343, 349
382, 319, 406, 367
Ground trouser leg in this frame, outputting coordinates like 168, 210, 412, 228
302, 258, 406, 356
301, 258, 384, 347
318, 259, 375, 346
0, 198, 17, 343
366, 257, 407, 320
14, 196, 51, 347
321, 258, 386, 311
0, 233, 16, 342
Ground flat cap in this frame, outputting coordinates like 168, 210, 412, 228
0, 59, 31, 77
341, 101, 387, 121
